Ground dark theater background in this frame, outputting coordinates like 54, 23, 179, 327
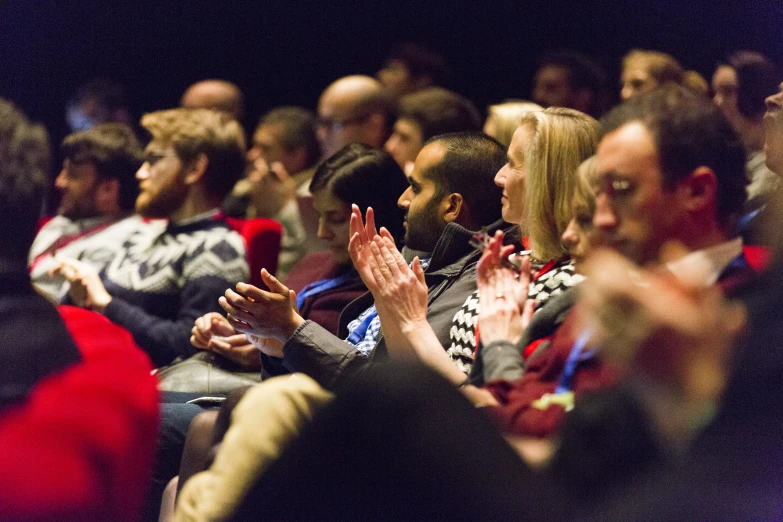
0, 0, 780, 143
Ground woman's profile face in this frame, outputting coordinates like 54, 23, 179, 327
621, 64, 658, 100
494, 124, 534, 226
312, 186, 353, 265
561, 194, 595, 275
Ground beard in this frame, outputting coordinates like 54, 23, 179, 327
135, 179, 189, 219
404, 196, 445, 252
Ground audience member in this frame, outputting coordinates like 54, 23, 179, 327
218, 132, 506, 391
65, 78, 133, 132
384, 87, 481, 172
0, 98, 159, 522
29, 123, 144, 302
532, 50, 609, 117
377, 41, 450, 98
712, 51, 780, 204
53, 108, 249, 367
316, 75, 396, 158
224, 107, 320, 279
180, 79, 245, 121
483, 100, 543, 147
620, 49, 708, 100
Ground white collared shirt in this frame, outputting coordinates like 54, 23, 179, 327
666, 237, 744, 287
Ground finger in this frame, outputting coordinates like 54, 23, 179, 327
210, 318, 236, 337
349, 231, 362, 263
195, 315, 210, 332
375, 236, 403, 278
224, 288, 256, 310
369, 238, 393, 282
365, 206, 377, 238
226, 314, 253, 334
520, 299, 536, 329
269, 161, 290, 182
190, 335, 209, 350
379, 226, 396, 245
219, 296, 244, 318
257, 269, 290, 296
350, 205, 368, 244
289, 289, 299, 314
383, 236, 409, 274
412, 256, 426, 286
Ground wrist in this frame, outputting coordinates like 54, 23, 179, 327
90, 294, 112, 314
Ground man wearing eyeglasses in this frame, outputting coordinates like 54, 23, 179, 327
52, 108, 249, 367
316, 75, 396, 158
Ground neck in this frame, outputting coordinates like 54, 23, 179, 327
678, 217, 732, 255
170, 186, 218, 222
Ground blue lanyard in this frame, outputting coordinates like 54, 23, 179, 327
737, 206, 763, 233
346, 307, 378, 345
295, 273, 355, 310
554, 330, 596, 394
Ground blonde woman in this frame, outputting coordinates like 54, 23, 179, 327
347, 107, 598, 383
621, 49, 707, 100
483, 100, 542, 147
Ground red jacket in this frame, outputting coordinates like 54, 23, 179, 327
0, 306, 159, 522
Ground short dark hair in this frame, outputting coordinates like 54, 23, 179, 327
260, 107, 321, 168
539, 50, 608, 94
0, 98, 50, 261
310, 143, 408, 242
723, 51, 780, 120
397, 88, 481, 141
61, 123, 144, 211
422, 132, 506, 228
387, 42, 450, 86
600, 85, 747, 223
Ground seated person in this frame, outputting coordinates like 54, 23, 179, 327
191, 143, 408, 376
29, 123, 144, 302
384, 87, 481, 173
53, 108, 249, 367
0, 98, 158, 522
224, 106, 321, 279
218, 132, 508, 391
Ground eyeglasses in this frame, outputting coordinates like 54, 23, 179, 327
317, 113, 370, 132
143, 152, 179, 167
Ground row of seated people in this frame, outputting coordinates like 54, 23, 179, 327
2, 48, 782, 520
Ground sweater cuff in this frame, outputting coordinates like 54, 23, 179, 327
481, 340, 525, 383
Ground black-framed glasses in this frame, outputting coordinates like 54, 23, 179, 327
317, 113, 370, 132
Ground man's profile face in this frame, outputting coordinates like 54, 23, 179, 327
55, 159, 102, 220
593, 122, 683, 265
533, 65, 573, 109
397, 141, 449, 251
384, 118, 424, 172
247, 122, 304, 176
317, 91, 372, 159
135, 141, 189, 219
763, 82, 783, 175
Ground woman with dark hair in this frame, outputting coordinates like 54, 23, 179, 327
191, 142, 408, 373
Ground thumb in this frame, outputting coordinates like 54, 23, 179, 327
261, 268, 289, 295
289, 289, 300, 313
412, 256, 426, 286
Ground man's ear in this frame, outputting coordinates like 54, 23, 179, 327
681, 166, 718, 213
441, 192, 465, 224
184, 153, 209, 185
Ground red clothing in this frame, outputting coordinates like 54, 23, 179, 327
0, 306, 159, 522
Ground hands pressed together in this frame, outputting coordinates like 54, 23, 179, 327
51, 257, 112, 313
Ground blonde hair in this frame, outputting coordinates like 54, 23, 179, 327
622, 50, 707, 97
518, 107, 598, 261
484, 101, 542, 147
141, 108, 246, 199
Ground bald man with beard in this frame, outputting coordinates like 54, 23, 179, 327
181, 79, 245, 121
316, 75, 396, 158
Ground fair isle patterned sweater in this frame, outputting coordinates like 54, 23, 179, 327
101, 214, 248, 367
448, 257, 582, 373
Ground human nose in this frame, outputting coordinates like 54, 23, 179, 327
592, 194, 618, 231
494, 166, 507, 188
397, 186, 412, 210
561, 218, 579, 249
55, 169, 68, 189
136, 163, 150, 180
316, 218, 333, 240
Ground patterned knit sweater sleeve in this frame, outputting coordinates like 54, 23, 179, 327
448, 257, 583, 376
102, 220, 249, 367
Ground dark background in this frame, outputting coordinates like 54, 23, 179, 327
1, 0, 781, 142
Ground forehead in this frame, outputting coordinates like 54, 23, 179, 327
536, 65, 570, 85
394, 118, 422, 138
64, 159, 97, 177
712, 65, 737, 86
311, 186, 347, 212
596, 122, 660, 179
509, 124, 534, 159
253, 123, 283, 145
410, 141, 446, 184
319, 87, 360, 118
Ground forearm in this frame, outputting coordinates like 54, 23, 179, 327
481, 340, 525, 383
401, 322, 468, 386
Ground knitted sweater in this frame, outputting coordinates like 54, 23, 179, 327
101, 213, 248, 367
